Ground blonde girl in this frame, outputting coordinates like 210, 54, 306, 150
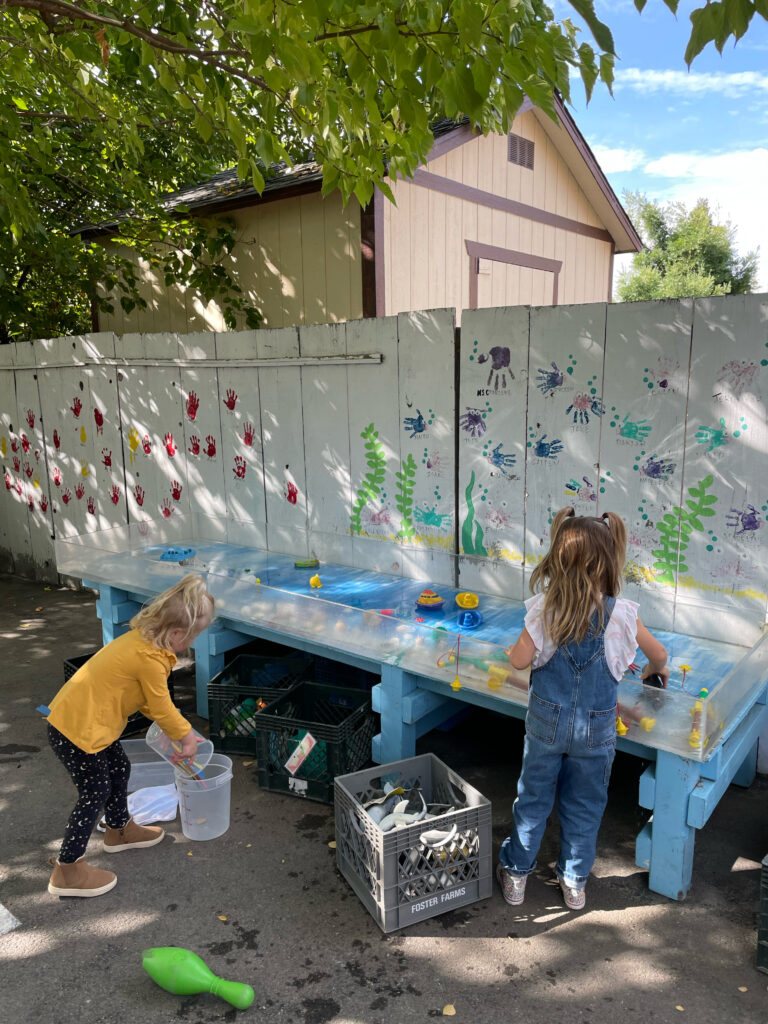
498, 509, 668, 911
46, 574, 214, 898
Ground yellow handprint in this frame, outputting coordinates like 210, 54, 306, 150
0, 437, 6, 457
79, 425, 87, 444
128, 428, 141, 465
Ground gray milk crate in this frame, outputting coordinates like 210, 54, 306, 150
334, 753, 492, 933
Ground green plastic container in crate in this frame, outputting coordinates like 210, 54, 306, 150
334, 754, 492, 932
208, 652, 314, 756
251, 681, 377, 803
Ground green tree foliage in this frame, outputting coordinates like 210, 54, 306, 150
634, 1, 768, 65
617, 193, 759, 302
1, 0, 620, 341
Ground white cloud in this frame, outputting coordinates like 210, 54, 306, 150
616, 68, 768, 97
591, 144, 645, 173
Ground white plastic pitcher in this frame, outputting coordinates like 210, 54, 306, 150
146, 722, 213, 777
175, 753, 233, 841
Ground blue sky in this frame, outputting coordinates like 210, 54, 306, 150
553, 0, 768, 290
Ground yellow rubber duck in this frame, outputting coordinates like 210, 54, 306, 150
309, 573, 322, 589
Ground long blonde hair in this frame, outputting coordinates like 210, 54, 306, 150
130, 574, 214, 650
530, 507, 627, 647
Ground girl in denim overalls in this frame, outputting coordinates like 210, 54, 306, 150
498, 507, 668, 910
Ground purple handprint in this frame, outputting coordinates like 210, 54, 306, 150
641, 455, 676, 480
536, 362, 564, 396
477, 346, 513, 390
726, 504, 760, 535
459, 407, 487, 438
566, 393, 605, 425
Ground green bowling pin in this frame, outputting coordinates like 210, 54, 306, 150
142, 947, 255, 1010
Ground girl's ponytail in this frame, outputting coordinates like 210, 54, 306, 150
601, 511, 627, 570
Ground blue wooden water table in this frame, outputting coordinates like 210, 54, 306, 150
55, 517, 768, 902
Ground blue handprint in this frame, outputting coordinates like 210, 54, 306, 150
532, 434, 563, 460
413, 505, 452, 530
619, 414, 651, 442
403, 409, 426, 438
641, 455, 676, 480
487, 442, 516, 475
536, 362, 564, 396
566, 393, 605, 425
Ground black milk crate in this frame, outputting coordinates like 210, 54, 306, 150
251, 681, 377, 803
334, 754, 492, 933
758, 853, 768, 974
208, 652, 315, 756
63, 651, 174, 738
314, 655, 379, 691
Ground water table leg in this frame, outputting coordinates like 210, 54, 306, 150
372, 664, 418, 764
644, 750, 702, 901
86, 581, 137, 645
732, 739, 758, 789
191, 625, 251, 718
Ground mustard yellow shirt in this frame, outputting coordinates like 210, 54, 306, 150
48, 629, 191, 753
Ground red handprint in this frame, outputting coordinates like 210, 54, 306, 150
26, 409, 35, 429
87, 497, 96, 515
10, 437, 18, 452
134, 485, 145, 507
27, 493, 34, 510
40, 495, 49, 512
240, 422, 256, 447
223, 388, 238, 411
21, 433, 30, 453
52, 467, 61, 487
164, 433, 176, 456
53, 429, 60, 450
34, 448, 40, 461
286, 482, 298, 505
102, 448, 112, 467
170, 480, 183, 500
12, 456, 20, 473
4, 472, 11, 491
161, 498, 173, 518
24, 461, 33, 479
188, 435, 201, 456
14, 479, 22, 495
94, 408, 104, 434
70, 397, 82, 418
110, 485, 121, 505
233, 456, 246, 479
75, 482, 85, 499
62, 488, 72, 505
204, 435, 216, 458
142, 435, 152, 455
186, 391, 200, 421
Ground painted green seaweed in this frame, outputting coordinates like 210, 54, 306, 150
652, 474, 717, 584
461, 470, 488, 557
349, 423, 386, 535
395, 453, 417, 539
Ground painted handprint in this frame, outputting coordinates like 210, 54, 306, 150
4, 472, 12, 491
566, 393, 605, 425
618, 414, 651, 442
10, 437, 18, 452
204, 435, 216, 458
478, 346, 513, 390
23, 461, 33, 479
487, 442, 516, 475
695, 418, 728, 453
285, 482, 298, 504
27, 493, 34, 511
170, 480, 183, 500
531, 434, 563, 460
186, 391, 200, 421
223, 388, 238, 411
40, 495, 49, 512
361, 505, 390, 527
70, 397, 82, 418
486, 506, 514, 529
26, 409, 35, 429
142, 434, 152, 455
20, 433, 30, 453
413, 505, 452, 529
163, 433, 176, 456
110, 485, 121, 505
53, 430, 60, 450
102, 448, 112, 468
134, 485, 145, 507
12, 456, 20, 473
403, 410, 426, 438
425, 451, 442, 471
161, 498, 173, 518
641, 455, 676, 480
61, 487, 72, 505
536, 362, 564, 396
94, 408, 104, 435
240, 422, 256, 447
726, 504, 760, 535
75, 483, 85, 500
86, 497, 95, 515
52, 467, 61, 487
233, 456, 246, 479
459, 408, 487, 438
566, 477, 597, 502
188, 435, 201, 456
716, 360, 759, 397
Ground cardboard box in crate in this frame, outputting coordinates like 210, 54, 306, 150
208, 652, 314, 756
334, 754, 492, 932
251, 682, 377, 803
64, 651, 175, 738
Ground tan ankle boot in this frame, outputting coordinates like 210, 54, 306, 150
103, 818, 165, 853
48, 857, 117, 897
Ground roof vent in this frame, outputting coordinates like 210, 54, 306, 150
508, 133, 534, 170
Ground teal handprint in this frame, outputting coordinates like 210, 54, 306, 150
695, 417, 728, 453
619, 414, 651, 442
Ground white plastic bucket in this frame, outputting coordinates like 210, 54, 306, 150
146, 721, 214, 777
175, 753, 233, 841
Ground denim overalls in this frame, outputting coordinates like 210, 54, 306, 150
499, 597, 618, 888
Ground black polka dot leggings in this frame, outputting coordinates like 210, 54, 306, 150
47, 724, 131, 863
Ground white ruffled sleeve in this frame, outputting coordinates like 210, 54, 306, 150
524, 593, 555, 669
604, 598, 640, 681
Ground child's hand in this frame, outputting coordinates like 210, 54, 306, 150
172, 730, 202, 764
641, 664, 670, 686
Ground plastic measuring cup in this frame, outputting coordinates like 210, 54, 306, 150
146, 722, 213, 779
